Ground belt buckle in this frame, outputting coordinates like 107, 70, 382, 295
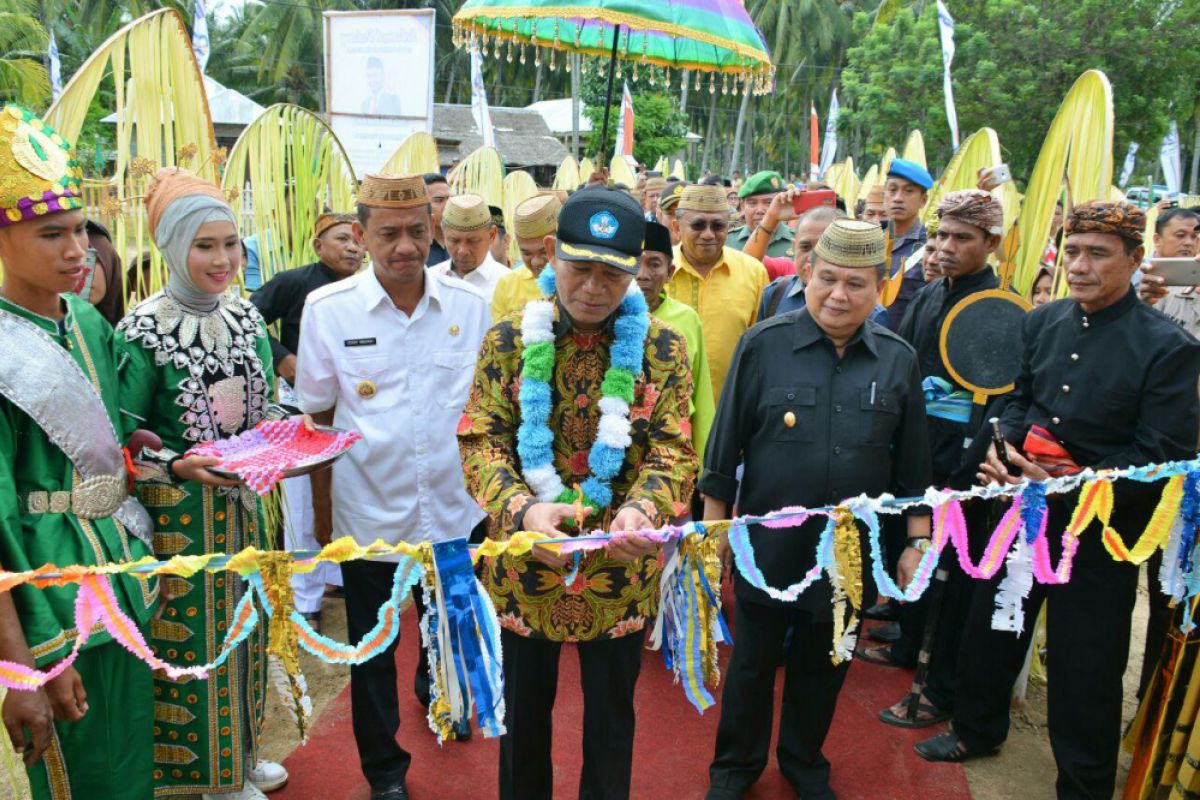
71, 475, 127, 519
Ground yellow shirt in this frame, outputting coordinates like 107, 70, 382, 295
490, 264, 544, 322
667, 245, 768, 403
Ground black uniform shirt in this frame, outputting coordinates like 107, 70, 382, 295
250, 260, 341, 368
998, 288, 1200, 470
699, 308, 933, 611
898, 267, 1001, 483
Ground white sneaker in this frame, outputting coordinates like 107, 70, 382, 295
247, 760, 289, 793
202, 784, 267, 800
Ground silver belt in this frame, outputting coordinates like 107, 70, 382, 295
24, 475, 128, 519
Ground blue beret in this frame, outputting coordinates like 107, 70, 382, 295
887, 158, 933, 190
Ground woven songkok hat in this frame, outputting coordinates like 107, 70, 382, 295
442, 193, 491, 231
513, 194, 561, 239
314, 212, 356, 239
864, 184, 885, 205
644, 176, 667, 193
678, 184, 730, 214
358, 173, 428, 209
814, 219, 887, 268
0, 105, 83, 227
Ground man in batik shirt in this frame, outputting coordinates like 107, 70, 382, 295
459, 188, 696, 800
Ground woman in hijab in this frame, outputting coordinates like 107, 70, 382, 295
114, 168, 288, 800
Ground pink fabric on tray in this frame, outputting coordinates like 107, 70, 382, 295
186, 418, 361, 495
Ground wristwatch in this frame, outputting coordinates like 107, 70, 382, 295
905, 537, 932, 554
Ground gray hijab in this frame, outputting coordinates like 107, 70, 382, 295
153, 194, 239, 312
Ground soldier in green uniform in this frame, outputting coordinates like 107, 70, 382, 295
0, 104, 157, 800
726, 171, 794, 260
114, 168, 286, 799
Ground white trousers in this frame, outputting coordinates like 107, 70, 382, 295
282, 475, 341, 614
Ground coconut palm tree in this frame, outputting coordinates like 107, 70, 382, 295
0, 0, 49, 107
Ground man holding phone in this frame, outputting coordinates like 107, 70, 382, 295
727, 171, 795, 260
1137, 206, 1200, 337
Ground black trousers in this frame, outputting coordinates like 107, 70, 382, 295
1139, 549, 1171, 699
498, 628, 645, 800
341, 559, 411, 791
921, 500, 996, 712
707, 597, 850, 799
952, 495, 1139, 800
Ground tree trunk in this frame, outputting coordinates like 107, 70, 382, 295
729, 84, 752, 176
701, 90, 718, 172
1191, 107, 1200, 194
680, 69, 690, 112
570, 54, 581, 158
532, 59, 543, 103
443, 59, 457, 105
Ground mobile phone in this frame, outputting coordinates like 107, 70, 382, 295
990, 418, 1021, 477
792, 189, 837, 214
74, 248, 98, 298
983, 164, 1013, 186
1150, 257, 1200, 287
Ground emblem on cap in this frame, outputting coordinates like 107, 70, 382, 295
356, 380, 377, 399
589, 211, 619, 239
771, 176, 781, 189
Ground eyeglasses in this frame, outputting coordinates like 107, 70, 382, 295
688, 219, 730, 234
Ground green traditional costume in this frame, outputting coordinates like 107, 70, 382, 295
0, 105, 156, 800
115, 168, 271, 796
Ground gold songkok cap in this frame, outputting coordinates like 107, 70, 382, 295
513, 193, 561, 239
441, 193, 491, 231
678, 184, 729, 214
814, 219, 887, 268
314, 212, 356, 239
0, 104, 83, 227
644, 176, 667, 192
357, 173, 428, 209
864, 184, 885, 205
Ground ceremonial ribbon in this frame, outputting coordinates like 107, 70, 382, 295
922, 376, 973, 423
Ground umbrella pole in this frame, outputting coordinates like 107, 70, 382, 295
598, 24, 621, 166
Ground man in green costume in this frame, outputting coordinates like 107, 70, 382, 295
0, 104, 157, 799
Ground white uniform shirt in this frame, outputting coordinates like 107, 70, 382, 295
429, 253, 509, 303
295, 268, 489, 555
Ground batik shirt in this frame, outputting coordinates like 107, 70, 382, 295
458, 305, 697, 642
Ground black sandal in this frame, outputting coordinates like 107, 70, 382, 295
878, 700, 951, 729
914, 731, 997, 762
854, 644, 913, 669
867, 622, 900, 643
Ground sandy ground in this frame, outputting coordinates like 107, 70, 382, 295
0, 571, 1158, 799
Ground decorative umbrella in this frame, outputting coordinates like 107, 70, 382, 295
452, 0, 773, 161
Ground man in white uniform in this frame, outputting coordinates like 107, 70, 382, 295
429, 193, 508, 302
295, 173, 489, 800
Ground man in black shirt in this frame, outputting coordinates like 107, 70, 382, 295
702, 219, 933, 800
862, 191, 1004, 707
249, 211, 363, 628
424, 173, 452, 266
250, 212, 364, 385
917, 201, 1200, 800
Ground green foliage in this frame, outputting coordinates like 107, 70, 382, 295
0, 0, 49, 108
840, 0, 1200, 180
580, 69, 687, 165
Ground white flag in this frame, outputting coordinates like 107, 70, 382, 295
818, 89, 840, 179
936, 0, 960, 151
470, 37, 496, 149
1118, 142, 1139, 189
192, 0, 210, 73
1160, 122, 1182, 196
48, 31, 63, 101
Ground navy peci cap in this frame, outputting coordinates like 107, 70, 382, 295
555, 187, 646, 274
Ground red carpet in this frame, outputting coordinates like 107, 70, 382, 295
276, 613, 971, 800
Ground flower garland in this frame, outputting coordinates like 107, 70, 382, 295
515, 267, 649, 519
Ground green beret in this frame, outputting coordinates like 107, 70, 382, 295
738, 170, 785, 198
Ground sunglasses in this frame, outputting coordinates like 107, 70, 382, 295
688, 219, 729, 234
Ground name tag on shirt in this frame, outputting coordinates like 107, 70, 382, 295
344, 337, 377, 347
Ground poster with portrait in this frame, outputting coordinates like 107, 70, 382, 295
324, 10, 435, 177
